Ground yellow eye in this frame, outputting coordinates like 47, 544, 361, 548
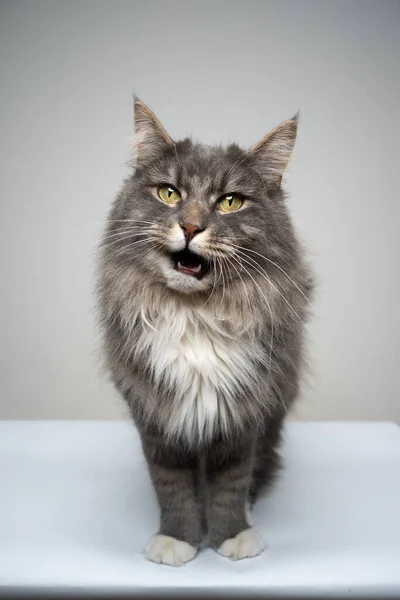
218, 194, 244, 213
158, 185, 181, 205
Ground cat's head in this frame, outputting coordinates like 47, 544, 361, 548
104, 100, 299, 295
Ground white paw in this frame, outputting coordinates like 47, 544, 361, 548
145, 534, 197, 566
217, 528, 265, 561
245, 501, 253, 526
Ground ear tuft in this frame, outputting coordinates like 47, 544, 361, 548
291, 110, 301, 124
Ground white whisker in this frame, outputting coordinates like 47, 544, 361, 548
229, 253, 275, 390
230, 242, 314, 310
234, 249, 311, 333
222, 253, 252, 326
109, 238, 154, 259
83, 219, 158, 230
94, 231, 151, 251
217, 254, 227, 314
200, 256, 221, 309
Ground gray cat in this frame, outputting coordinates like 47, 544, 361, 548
96, 99, 314, 566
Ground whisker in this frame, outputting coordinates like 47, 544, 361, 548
96, 226, 170, 251
115, 236, 154, 253
233, 249, 310, 331
200, 258, 220, 309
97, 225, 169, 250
83, 219, 159, 230
222, 253, 253, 326
100, 229, 152, 243
150, 238, 172, 254
131, 242, 159, 263
216, 255, 227, 313
230, 242, 314, 310
108, 238, 154, 259
205, 243, 236, 255
104, 219, 157, 225
63, 221, 157, 246
100, 225, 155, 238
229, 253, 275, 390
95, 231, 151, 251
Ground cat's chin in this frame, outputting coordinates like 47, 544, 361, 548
165, 270, 213, 294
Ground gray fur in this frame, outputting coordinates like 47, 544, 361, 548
96, 100, 314, 559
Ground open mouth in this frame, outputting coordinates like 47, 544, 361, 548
171, 249, 210, 279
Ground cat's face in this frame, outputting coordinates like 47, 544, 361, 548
105, 101, 298, 294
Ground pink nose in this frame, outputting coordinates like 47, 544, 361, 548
179, 223, 204, 242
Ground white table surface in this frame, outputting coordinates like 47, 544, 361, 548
0, 421, 399, 598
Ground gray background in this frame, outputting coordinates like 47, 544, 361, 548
1, 0, 399, 421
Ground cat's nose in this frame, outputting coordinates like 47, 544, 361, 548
179, 223, 205, 243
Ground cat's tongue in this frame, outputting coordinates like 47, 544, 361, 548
172, 249, 207, 279
177, 259, 202, 277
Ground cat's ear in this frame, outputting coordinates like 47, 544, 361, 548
248, 114, 298, 189
133, 98, 173, 162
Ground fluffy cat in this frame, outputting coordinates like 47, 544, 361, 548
96, 99, 314, 566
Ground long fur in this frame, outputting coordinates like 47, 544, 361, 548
95, 101, 314, 561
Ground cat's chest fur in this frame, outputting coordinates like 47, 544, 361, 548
137, 301, 260, 442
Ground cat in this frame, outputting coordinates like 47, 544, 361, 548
96, 99, 314, 566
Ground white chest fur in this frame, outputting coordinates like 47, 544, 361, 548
136, 302, 261, 442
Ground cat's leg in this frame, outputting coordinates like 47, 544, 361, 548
249, 414, 284, 505
206, 436, 265, 560
141, 432, 203, 566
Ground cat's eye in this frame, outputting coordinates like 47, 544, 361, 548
157, 185, 181, 205
218, 194, 244, 213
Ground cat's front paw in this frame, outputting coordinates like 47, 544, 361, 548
217, 528, 265, 561
145, 534, 197, 566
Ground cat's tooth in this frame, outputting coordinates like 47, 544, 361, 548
193, 264, 202, 273
177, 261, 183, 269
